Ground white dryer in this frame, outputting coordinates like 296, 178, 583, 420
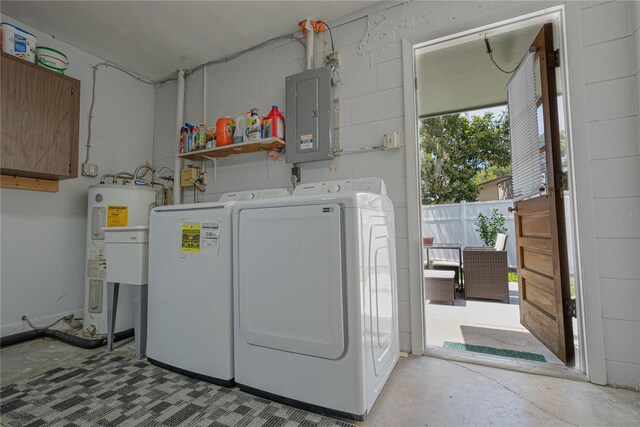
147, 188, 289, 385
232, 178, 399, 420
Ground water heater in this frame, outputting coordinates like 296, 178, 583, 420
83, 184, 156, 337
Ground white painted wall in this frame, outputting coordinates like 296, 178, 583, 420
152, 1, 638, 387
0, 16, 155, 336
154, 1, 545, 354
577, 1, 640, 389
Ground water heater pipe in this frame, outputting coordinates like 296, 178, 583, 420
305, 19, 315, 70
173, 69, 185, 204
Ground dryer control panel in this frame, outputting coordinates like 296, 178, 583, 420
293, 178, 386, 196
219, 188, 290, 202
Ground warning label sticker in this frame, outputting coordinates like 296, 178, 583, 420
107, 206, 128, 227
201, 222, 220, 256
299, 134, 314, 150
181, 223, 201, 253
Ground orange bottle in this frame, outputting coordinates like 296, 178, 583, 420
215, 117, 235, 147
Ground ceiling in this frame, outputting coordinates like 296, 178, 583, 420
416, 24, 542, 117
1, 1, 376, 81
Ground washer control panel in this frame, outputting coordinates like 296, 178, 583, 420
219, 188, 290, 202
293, 178, 386, 196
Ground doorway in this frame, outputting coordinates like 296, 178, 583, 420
405, 8, 585, 375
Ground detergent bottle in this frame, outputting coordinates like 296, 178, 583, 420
265, 105, 285, 140
247, 108, 262, 141
234, 113, 247, 144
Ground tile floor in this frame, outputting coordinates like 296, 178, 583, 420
2, 338, 639, 426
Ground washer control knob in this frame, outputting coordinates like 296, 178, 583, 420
243, 193, 255, 200
328, 184, 341, 193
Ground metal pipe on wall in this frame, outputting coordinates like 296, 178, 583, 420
173, 69, 185, 204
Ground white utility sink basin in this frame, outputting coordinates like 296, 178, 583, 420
103, 226, 149, 285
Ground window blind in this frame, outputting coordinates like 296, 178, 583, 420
507, 51, 546, 200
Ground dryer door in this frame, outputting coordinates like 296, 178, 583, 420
238, 204, 345, 360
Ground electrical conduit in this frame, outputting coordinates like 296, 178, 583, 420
305, 19, 315, 70
173, 69, 185, 204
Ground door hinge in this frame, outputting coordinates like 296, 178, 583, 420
549, 49, 561, 68
565, 298, 577, 318
557, 171, 569, 192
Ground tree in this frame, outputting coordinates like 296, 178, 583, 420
420, 111, 511, 204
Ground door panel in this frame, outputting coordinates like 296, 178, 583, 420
510, 23, 574, 365
238, 204, 345, 360
520, 213, 551, 238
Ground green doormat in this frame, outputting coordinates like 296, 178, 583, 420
443, 341, 547, 362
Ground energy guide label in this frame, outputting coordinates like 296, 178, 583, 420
181, 223, 201, 253
201, 222, 220, 256
107, 206, 128, 226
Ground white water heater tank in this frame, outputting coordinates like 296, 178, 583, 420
83, 184, 156, 337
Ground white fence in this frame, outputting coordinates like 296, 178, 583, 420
421, 198, 575, 273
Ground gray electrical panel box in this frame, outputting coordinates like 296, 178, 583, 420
285, 67, 334, 163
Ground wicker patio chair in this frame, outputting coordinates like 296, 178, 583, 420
463, 234, 509, 303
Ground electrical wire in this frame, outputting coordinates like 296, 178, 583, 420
189, 33, 304, 74
83, 62, 155, 169
317, 20, 335, 51
22, 314, 75, 330
483, 34, 518, 74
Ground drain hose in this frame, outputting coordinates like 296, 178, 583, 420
0, 328, 134, 349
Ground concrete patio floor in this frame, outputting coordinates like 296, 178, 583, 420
425, 282, 578, 367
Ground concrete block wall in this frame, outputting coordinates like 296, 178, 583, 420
153, 0, 536, 353
153, 0, 640, 388
581, 0, 640, 388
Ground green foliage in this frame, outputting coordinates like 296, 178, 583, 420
475, 209, 507, 247
420, 111, 511, 204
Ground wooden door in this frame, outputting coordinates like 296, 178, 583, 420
512, 24, 574, 365
1, 53, 80, 179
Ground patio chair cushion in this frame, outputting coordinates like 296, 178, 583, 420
494, 233, 508, 251
432, 260, 460, 268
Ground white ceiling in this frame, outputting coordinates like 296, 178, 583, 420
416, 24, 542, 117
1, 1, 376, 81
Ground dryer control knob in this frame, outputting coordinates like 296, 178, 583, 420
328, 184, 341, 193
243, 193, 255, 200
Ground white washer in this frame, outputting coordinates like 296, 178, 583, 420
147, 188, 290, 385
232, 178, 399, 420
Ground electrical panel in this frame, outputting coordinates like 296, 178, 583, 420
285, 67, 334, 164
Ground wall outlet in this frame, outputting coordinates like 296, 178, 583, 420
324, 51, 340, 67
383, 132, 401, 150
82, 163, 99, 177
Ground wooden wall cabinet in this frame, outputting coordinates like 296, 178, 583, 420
1, 53, 80, 180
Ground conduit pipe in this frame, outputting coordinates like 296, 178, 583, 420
173, 69, 186, 204
305, 19, 315, 70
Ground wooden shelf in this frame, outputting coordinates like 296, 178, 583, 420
178, 138, 285, 161
1, 175, 59, 192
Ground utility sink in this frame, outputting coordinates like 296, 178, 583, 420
103, 226, 149, 285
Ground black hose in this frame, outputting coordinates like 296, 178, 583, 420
0, 330, 40, 347
0, 328, 134, 349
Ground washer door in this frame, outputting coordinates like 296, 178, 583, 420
238, 204, 345, 360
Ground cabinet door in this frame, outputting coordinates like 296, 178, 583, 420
1, 54, 80, 179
